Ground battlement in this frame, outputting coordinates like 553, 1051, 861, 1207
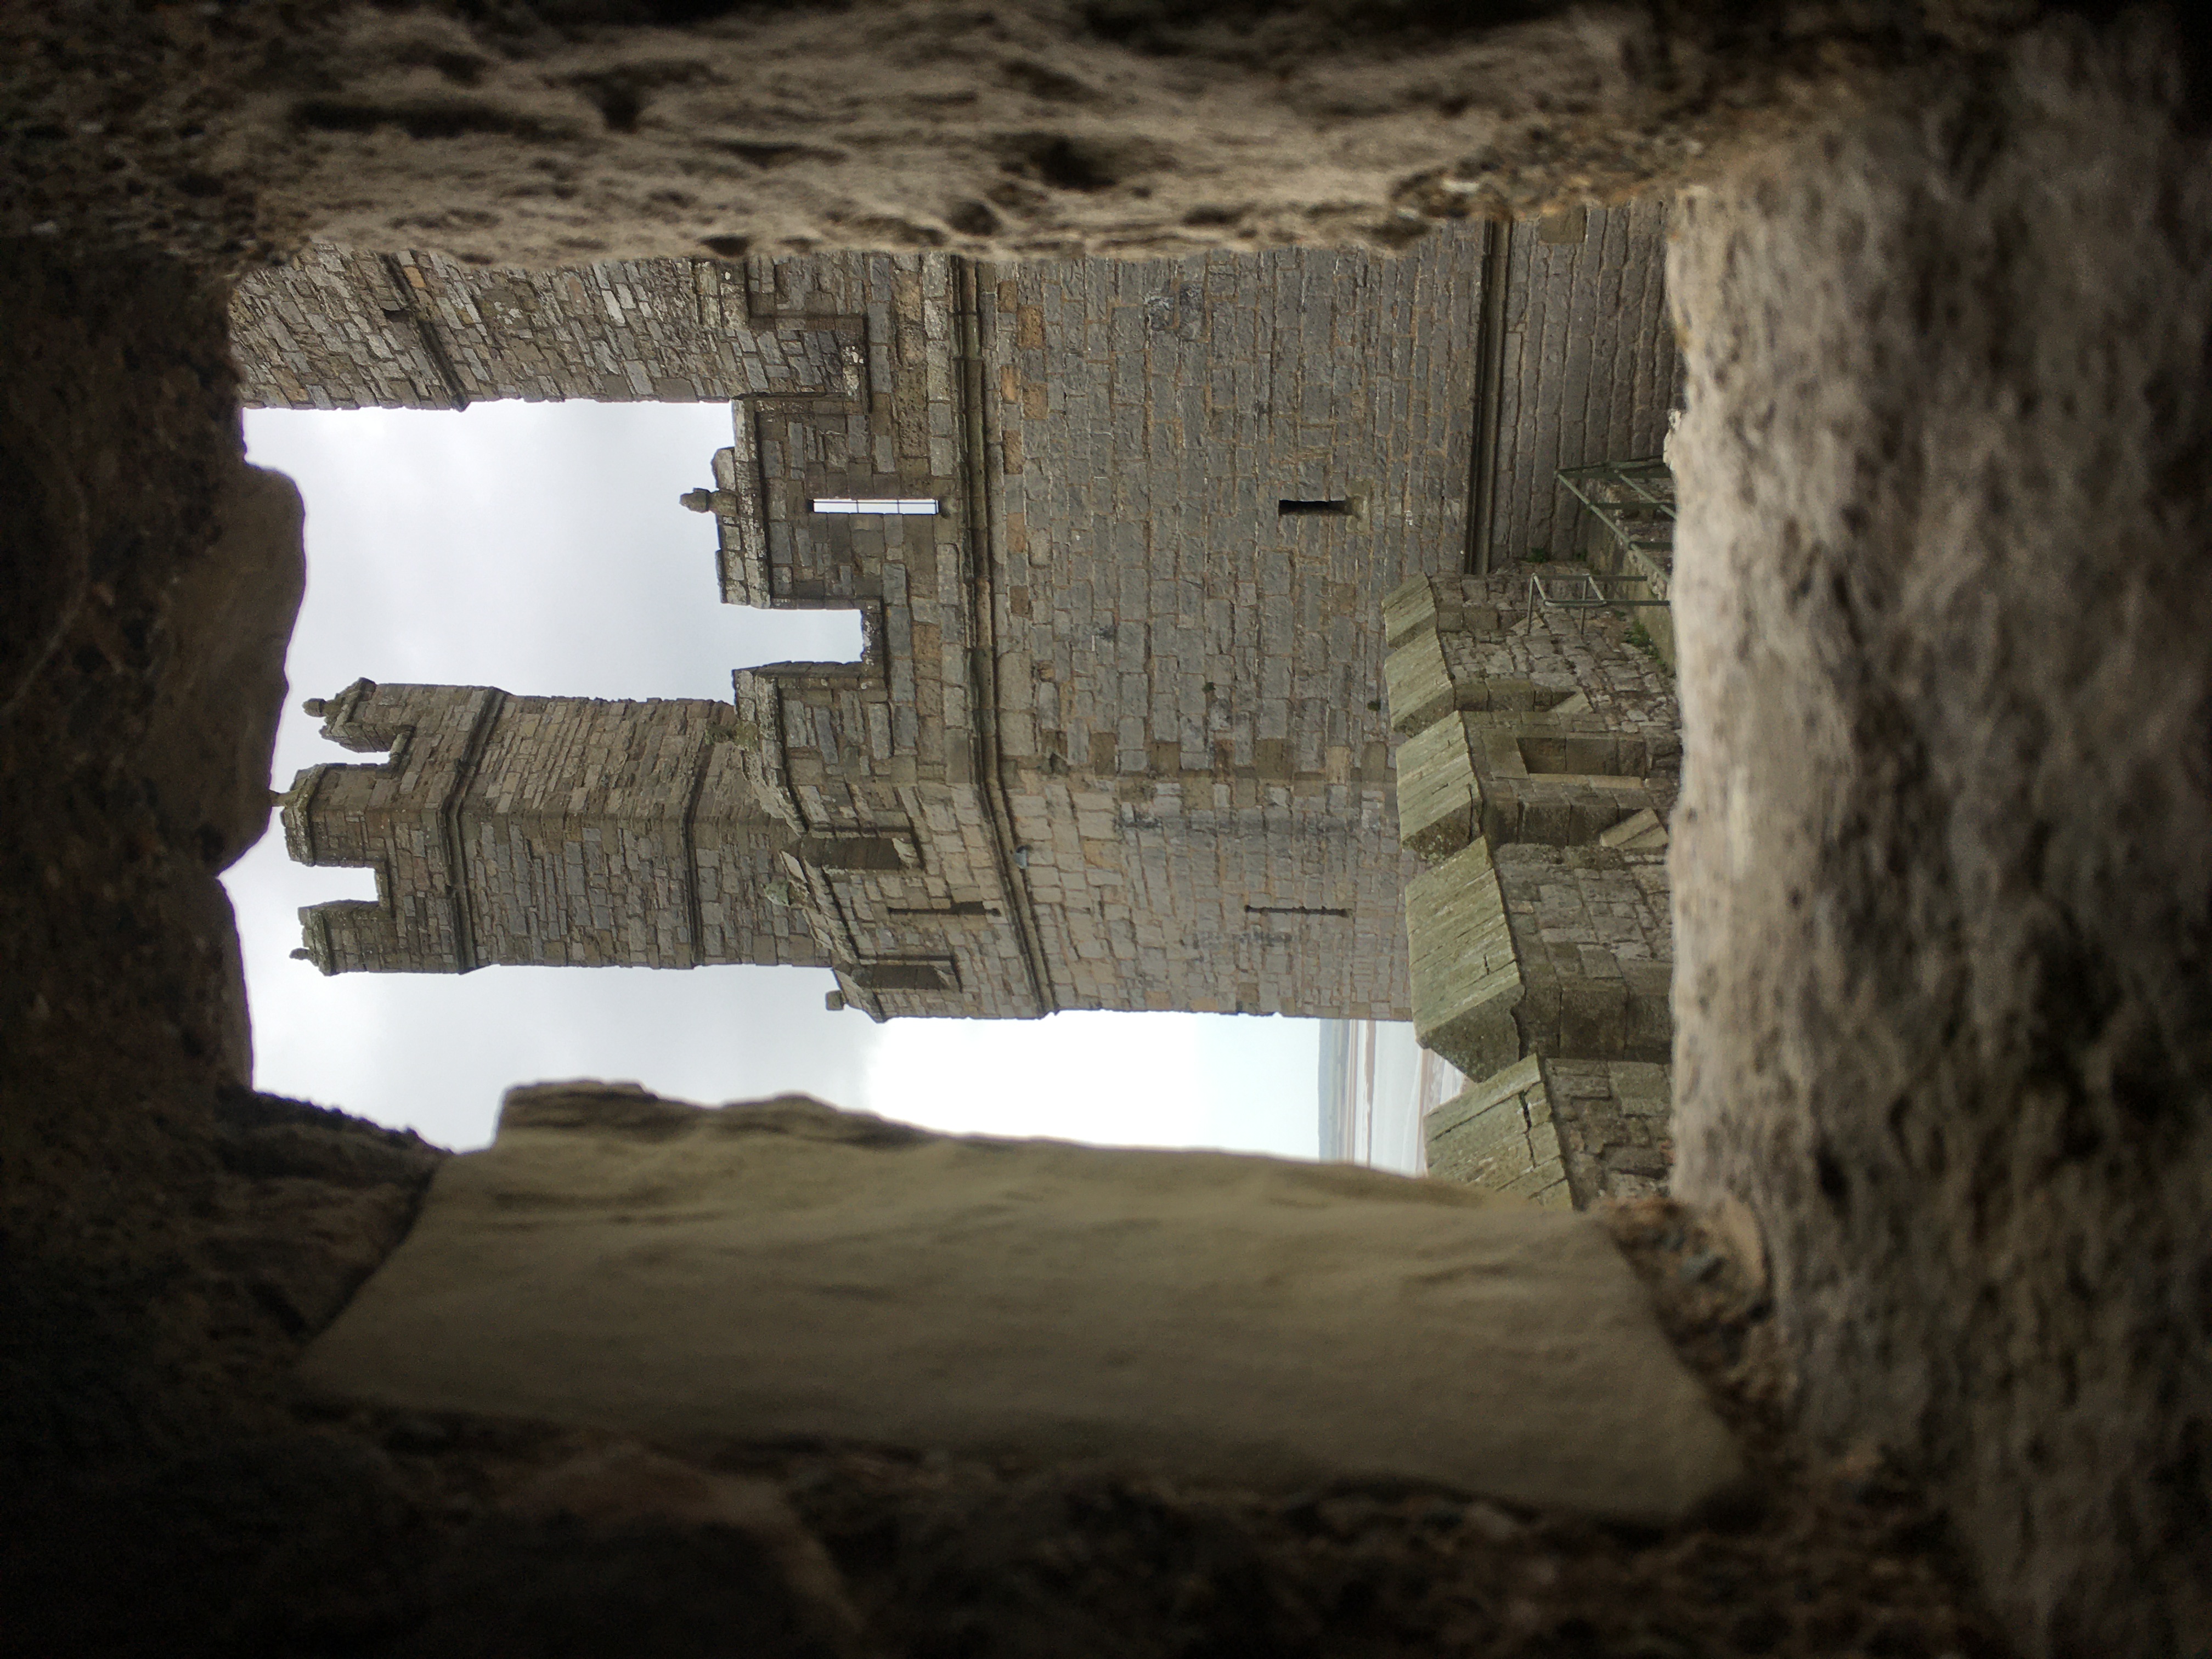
1384, 573, 1678, 863
1384, 561, 1680, 1207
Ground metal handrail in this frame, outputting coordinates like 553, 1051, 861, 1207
1550, 458, 1678, 629
1527, 571, 1672, 634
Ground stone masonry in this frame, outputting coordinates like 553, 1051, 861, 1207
1483, 202, 1679, 567
226, 247, 833, 409
247, 221, 1677, 1022
280, 681, 828, 975
1385, 571, 1679, 1205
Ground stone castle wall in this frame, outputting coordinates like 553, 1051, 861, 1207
1384, 574, 1679, 1206
1487, 201, 1679, 565
229, 247, 854, 409
253, 226, 1677, 1023
977, 236, 1491, 1015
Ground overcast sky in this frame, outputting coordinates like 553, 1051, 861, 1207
226, 402, 1322, 1156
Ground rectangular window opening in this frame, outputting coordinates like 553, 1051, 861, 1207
811, 497, 941, 516
1278, 499, 1352, 516
1245, 904, 1351, 918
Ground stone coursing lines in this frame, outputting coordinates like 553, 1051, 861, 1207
282, 681, 827, 976
978, 235, 1502, 1017
230, 246, 851, 409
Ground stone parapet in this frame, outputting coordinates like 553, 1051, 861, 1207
1405, 839, 1523, 1080
1381, 573, 1522, 651
1393, 714, 1480, 863
1436, 597, 1678, 760
1385, 568, 1680, 864
1461, 710, 1675, 848
1424, 1056, 1569, 1206
1387, 532, 1681, 1207
1497, 844, 1673, 1065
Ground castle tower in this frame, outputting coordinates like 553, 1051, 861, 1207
281, 680, 822, 976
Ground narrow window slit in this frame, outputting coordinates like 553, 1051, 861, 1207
1278, 499, 1351, 516
811, 497, 940, 516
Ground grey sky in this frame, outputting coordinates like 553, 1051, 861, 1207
225, 402, 1321, 1156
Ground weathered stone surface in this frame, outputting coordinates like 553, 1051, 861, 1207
1487, 200, 1682, 566
1385, 623, 1457, 737
1394, 713, 1477, 864
1426, 1056, 1675, 1210
272, 232, 1674, 1024
1385, 570, 1680, 856
1424, 1056, 1570, 1206
1667, 21, 2212, 1654
281, 680, 819, 975
301, 1082, 1742, 1525
1542, 1058, 1675, 1205
1495, 844, 1672, 1065
135, 464, 305, 876
10, 2, 2007, 275
1597, 806, 1668, 851
1404, 839, 1525, 1080
1397, 561, 1681, 1208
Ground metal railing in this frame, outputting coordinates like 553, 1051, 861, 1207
1526, 570, 1674, 634
1543, 458, 1678, 631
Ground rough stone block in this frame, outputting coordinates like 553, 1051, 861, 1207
1558, 973, 1629, 1056
1598, 806, 1668, 850
1620, 960, 1673, 1057
1406, 840, 1526, 1080
1393, 715, 1477, 863
1537, 1056, 1674, 1206
1384, 624, 1454, 736
302, 1085, 1741, 1523
1381, 574, 1438, 648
